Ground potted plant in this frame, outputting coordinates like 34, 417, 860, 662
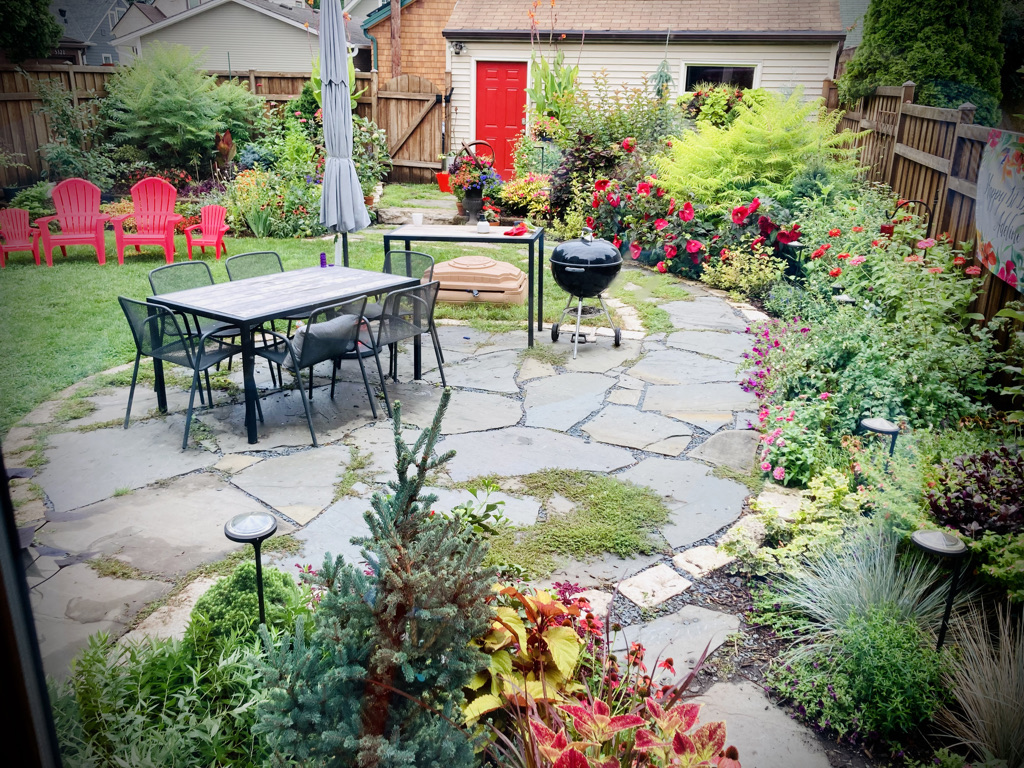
483, 198, 502, 226
450, 146, 500, 224
436, 151, 454, 193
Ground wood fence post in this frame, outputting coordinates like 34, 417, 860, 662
370, 70, 379, 126
936, 102, 978, 239
68, 64, 79, 109
248, 69, 256, 92
900, 80, 915, 104
957, 101, 976, 126
883, 81, 915, 188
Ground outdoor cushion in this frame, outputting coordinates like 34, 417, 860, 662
290, 314, 360, 364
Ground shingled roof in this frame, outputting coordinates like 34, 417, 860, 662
444, 0, 844, 42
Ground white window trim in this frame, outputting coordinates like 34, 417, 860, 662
466, 52, 532, 154
102, 53, 113, 64
679, 61, 761, 95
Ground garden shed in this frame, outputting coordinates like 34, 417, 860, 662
443, 0, 845, 175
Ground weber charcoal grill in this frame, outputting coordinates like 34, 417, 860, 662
549, 228, 622, 358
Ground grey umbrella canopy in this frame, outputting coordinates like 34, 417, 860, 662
319, 0, 369, 260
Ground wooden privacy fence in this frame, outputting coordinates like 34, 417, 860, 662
825, 79, 1024, 322
0, 65, 375, 188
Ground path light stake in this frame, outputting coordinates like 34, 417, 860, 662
859, 417, 900, 456
223, 511, 278, 626
911, 529, 968, 651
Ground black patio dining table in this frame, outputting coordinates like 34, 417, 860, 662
148, 266, 420, 444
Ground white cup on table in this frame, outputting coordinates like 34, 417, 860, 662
411, 212, 424, 226
476, 221, 490, 233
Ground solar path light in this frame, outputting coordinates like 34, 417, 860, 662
911, 529, 969, 651
860, 417, 900, 456
224, 511, 278, 626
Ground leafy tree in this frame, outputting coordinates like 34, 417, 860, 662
256, 390, 494, 768
838, 0, 1005, 125
102, 43, 262, 170
0, 0, 61, 64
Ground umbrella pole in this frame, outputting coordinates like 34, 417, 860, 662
333, 231, 350, 267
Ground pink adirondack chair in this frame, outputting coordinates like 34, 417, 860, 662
36, 179, 111, 266
184, 205, 230, 260
0, 208, 42, 267
111, 177, 182, 265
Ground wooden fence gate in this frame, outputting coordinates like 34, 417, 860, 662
375, 74, 443, 184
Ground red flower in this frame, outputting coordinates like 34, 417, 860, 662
965, 265, 982, 276
668, 198, 676, 215
852, 226, 864, 232
747, 197, 760, 215
657, 261, 667, 273
837, 252, 850, 260
686, 239, 703, 253
637, 181, 652, 195
658, 657, 676, 675
664, 243, 678, 258
586, 216, 595, 229
594, 178, 610, 191
630, 241, 642, 260
929, 267, 944, 274
680, 201, 695, 222
655, 187, 666, 197
776, 224, 801, 244
829, 228, 842, 237
757, 215, 779, 235
612, 235, 622, 248
732, 205, 749, 225
607, 193, 620, 208
751, 235, 765, 249
953, 256, 966, 266
591, 193, 600, 209
654, 218, 669, 230
829, 267, 842, 277
622, 137, 637, 153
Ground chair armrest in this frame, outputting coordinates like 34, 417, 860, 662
93, 213, 111, 222
219, 225, 230, 234
167, 213, 184, 223
184, 223, 202, 234
110, 214, 135, 224
34, 216, 57, 227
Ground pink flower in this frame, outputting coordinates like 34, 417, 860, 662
612, 235, 622, 249
622, 137, 637, 153
965, 265, 982, 276
686, 239, 703, 253
680, 201, 695, 222
849, 255, 866, 266
916, 238, 937, 249
657, 261, 667, 273
905, 254, 922, 263
819, 392, 831, 400
637, 181, 652, 195
747, 197, 760, 215
773, 466, 786, 481
654, 218, 669, 230
630, 241, 642, 260
594, 178, 610, 191
928, 267, 944, 274
953, 256, 966, 266
664, 243, 678, 258
761, 461, 772, 472
732, 205, 749, 225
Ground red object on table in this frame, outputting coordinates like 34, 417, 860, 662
185, 204, 230, 260
111, 177, 182, 265
35, 178, 111, 266
0, 207, 41, 267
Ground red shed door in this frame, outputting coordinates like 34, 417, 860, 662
475, 61, 527, 179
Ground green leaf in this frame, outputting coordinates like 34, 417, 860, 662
462, 694, 503, 722
489, 649, 513, 678
543, 625, 582, 677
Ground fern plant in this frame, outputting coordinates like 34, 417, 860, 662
655, 87, 863, 215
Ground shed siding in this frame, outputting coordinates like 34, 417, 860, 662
138, 2, 315, 72
449, 40, 838, 148
366, 0, 458, 89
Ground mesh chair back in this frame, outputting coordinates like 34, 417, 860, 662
296, 296, 367, 369
149, 261, 215, 295
384, 250, 434, 282
118, 296, 191, 362
225, 251, 284, 281
376, 281, 439, 348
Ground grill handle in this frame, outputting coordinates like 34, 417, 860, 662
564, 266, 585, 272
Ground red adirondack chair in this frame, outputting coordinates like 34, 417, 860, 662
0, 208, 42, 267
111, 177, 182, 265
36, 179, 111, 266
184, 205, 230, 260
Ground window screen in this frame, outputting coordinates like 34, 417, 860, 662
684, 65, 756, 90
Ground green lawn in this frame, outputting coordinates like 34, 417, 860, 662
0, 225, 686, 436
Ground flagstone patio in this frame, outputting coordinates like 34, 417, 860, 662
5, 276, 828, 767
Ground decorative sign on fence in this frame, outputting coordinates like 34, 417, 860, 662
975, 130, 1024, 292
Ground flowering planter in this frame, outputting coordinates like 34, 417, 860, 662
435, 172, 452, 193
462, 191, 484, 224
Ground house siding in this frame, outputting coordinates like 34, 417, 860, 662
137, 2, 316, 72
366, 0, 457, 89
448, 40, 838, 149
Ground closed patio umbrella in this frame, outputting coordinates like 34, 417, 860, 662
319, 0, 369, 265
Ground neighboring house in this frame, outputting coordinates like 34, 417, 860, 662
836, 0, 870, 74
48, 0, 131, 65
441, 0, 846, 176
362, 0, 457, 89
110, 2, 168, 41
344, 0, 383, 71
110, 0, 321, 72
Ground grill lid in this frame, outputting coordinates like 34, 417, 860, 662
550, 229, 622, 267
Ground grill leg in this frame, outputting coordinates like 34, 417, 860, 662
572, 297, 584, 360
597, 295, 619, 335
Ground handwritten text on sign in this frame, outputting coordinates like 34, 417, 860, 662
976, 130, 1024, 292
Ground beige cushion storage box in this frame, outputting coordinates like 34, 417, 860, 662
433, 255, 527, 305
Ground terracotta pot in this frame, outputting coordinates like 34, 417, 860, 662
456, 200, 465, 215
364, 194, 374, 206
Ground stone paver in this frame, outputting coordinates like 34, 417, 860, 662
576, 589, 613, 617
347, 421, 427, 482
643, 382, 758, 432
562, 339, 642, 373
695, 681, 830, 768
213, 454, 262, 474
688, 429, 760, 472
393, 385, 522, 434
613, 604, 740, 667
434, 348, 521, 393
672, 546, 736, 577
663, 298, 748, 331
755, 485, 803, 522
539, 551, 666, 590
665, 329, 752, 364
37, 418, 218, 513
2, 425, 37, 454
120, 577, 218, 645
518, 357, 557, 381
524, 372, 614, 431
583, 405, 692, 455
439, 427, 635, 482
32, 564, 171, 678
38, 473, 283, 577
620, 459, 749, 548
231, 445, 351, 525
628, 349, 740, 386
607, 388, 641, 406
286, 496, 373, 570
618, 563, 692, 608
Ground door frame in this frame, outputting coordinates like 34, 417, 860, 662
468, 54, 531, 161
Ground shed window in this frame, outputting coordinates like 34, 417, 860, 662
102, 53, 113, 64
684, 65, 756, 91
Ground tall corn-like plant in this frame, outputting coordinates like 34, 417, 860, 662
256, 390, 494, 768
655, 87, 863, 215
